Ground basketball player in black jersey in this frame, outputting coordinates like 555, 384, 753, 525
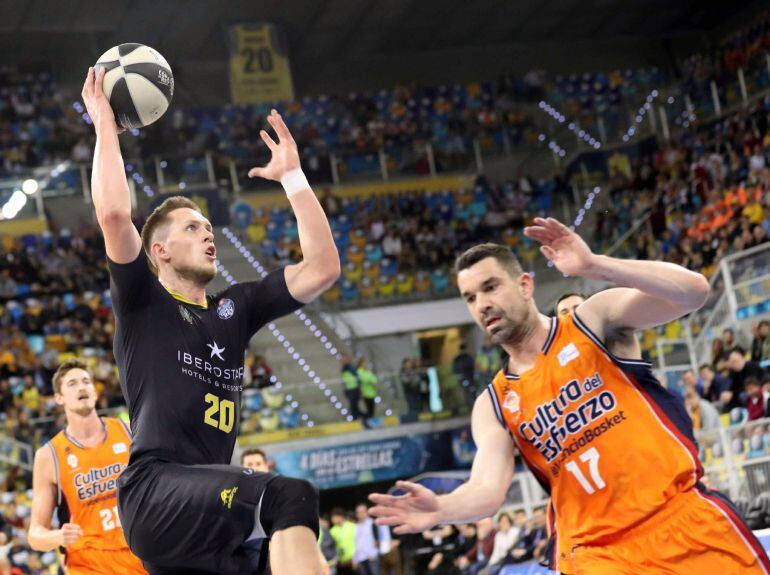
82, 67, 339, 574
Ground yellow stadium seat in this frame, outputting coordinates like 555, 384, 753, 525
347, 245, 365, 265
349, 229, 367, 249
247, 224, 266, 244
378, 275, 396, 298
362, 260, 380, 280
415, 272, 431, 293
360, 277, 377, 299
342, 261, 362, 283
322, 283, 341, 303
396, 273, 414, 296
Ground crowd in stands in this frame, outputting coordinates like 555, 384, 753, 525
242, 173, 572, 306
679, 9, 770, 112
320, 503, 547, 575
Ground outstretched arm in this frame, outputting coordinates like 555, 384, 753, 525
368, 393, 515, 533
81, 67, 142, 264
525, 217, 709, 351
249, 110, 340, 303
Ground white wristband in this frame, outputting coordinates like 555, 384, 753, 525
280, 168, 310, 198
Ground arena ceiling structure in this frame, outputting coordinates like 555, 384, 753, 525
0, 0, 765, 102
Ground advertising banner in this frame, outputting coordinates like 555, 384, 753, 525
270, 425, 474, 490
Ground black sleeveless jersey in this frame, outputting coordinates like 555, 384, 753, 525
108, 251, 302, 465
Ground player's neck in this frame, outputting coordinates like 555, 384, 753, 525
158, 273, 207, 306
501, 314, 551, 375
65, 411, 105, 446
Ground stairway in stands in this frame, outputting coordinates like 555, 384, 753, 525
212, 229, 405, 426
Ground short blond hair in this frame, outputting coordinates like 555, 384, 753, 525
53, 358, 92, 395
140, 196, 202, 274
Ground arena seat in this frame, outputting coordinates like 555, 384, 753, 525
378, 275, 396, 298
341, 280, 359, 301
362, 260, 380, 281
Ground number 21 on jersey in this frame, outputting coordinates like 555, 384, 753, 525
204, 393, 235, 433
565, 447, 606, 494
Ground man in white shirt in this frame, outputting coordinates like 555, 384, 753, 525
354, 504, 390, 575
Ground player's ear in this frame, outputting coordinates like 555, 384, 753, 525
152, 241, 169, 265
518, 272, 534, 300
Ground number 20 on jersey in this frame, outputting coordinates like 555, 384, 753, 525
204, 393, 235, 433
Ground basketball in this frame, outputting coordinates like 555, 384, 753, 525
93, 43, 174, 130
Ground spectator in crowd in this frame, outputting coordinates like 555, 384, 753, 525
378, 524, 402, 575
356, 359, 379, 421
699, 363, 732, 409
353, 503, 389, 575
681, 370, 698, 393
684, 388, 723, 431
455, 517, 495, 575
320, 516, 339, 575
331, 508, 357, 575
752, 321, 770, 363
241, 447, 270, 473
554, 292, 585, 317
480, 513, 519, 575
475, 339, 501, 386
341, 356, 361, 421
453, 344, 477, 400
249, 355, 273, 389
498, 508, 548, 565
723, 328, 740, 357
424, 524, 461, 573
726, 347, 766, 411
744, 377, 769, 421
400, 358, 423, 418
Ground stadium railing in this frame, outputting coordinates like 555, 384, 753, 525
689, 242, 770, 366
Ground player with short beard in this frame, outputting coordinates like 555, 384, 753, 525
370, 221, 770, 574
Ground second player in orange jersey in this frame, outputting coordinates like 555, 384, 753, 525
369, 218, 770, 574
28, 358, 146, 575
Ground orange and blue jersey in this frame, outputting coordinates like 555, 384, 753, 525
488, 314, 770, 574
48, 417, 146, 574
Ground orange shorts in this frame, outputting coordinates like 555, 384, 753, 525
65, 547, 146, 575
562, 488, 770, 575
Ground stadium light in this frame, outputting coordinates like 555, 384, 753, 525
22, 179, 39, 195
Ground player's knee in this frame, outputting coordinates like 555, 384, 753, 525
266, 476, 319, 538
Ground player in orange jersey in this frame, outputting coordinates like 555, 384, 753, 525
370, 218, 770, 575
28, 358, 146, 574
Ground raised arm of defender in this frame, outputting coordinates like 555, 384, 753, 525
82, 67, 142, 264
525, 217, 710, 355
248, 110, 340, 303
368, 392, 515, 533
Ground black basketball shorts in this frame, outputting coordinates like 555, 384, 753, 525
117, 457, 317, 575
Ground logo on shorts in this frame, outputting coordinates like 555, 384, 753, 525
220, 486, 238, 509
67, 454, 78, 469
503, 391, 520, 414
217, 298, 235, 320
179, 305, 194, 325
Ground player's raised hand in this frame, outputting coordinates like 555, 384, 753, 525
368, 481, 441, 535
524, 217, 596, 278
58, 523, 83, 547
248, 109, 300, 182
81, 67, 124, 135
